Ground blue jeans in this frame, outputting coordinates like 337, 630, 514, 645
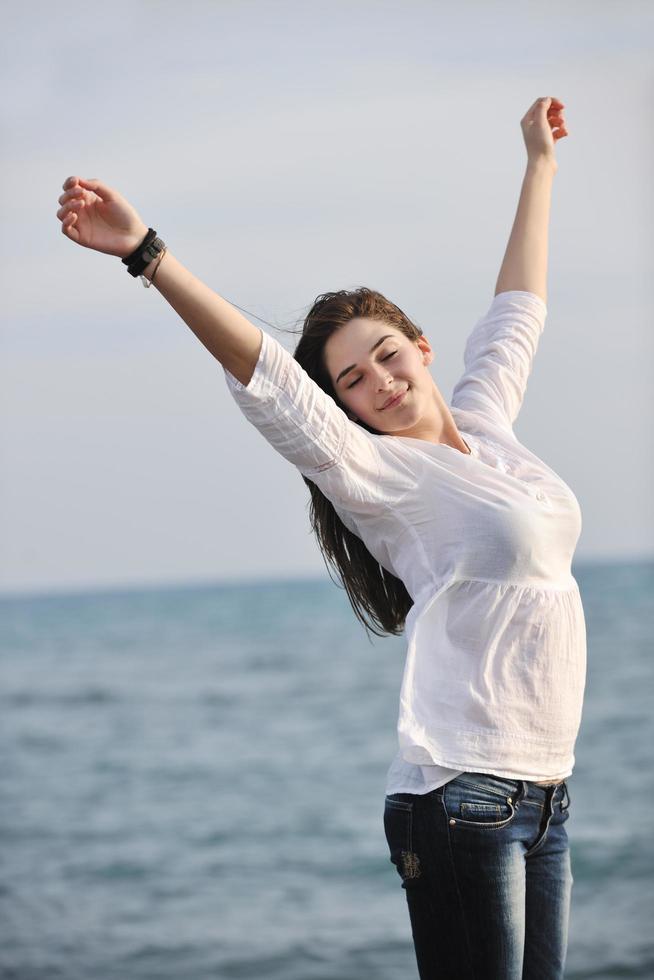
384, 772, 573, 980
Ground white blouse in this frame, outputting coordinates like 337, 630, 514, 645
222, 290, 587, 793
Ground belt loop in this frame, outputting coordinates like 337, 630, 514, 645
562, 780, 571, 810
547, 781, 562, 813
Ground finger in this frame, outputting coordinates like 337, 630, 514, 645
57, 194, 86, 212
523, 96, 558, 121
529, 96, 552, 112
535, 97, 565, 116
77, 177, 115, 202
58, 186, 84, 205
524, 99, 543, 118
61, 211, 79, 241
56, 198, 85, 219
62, 176, 81, 191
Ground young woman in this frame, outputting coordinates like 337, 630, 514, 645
57, 95, 580, 979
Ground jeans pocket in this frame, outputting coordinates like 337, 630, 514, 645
443, 774, 519, 830
384, 795, 422, 886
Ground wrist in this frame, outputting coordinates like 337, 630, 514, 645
526, 155, 558, 176
140, 248, 166, 281
119, 224, 150, 260
122, 228, 166, 280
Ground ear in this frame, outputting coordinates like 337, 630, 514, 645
416, 334, 434, 366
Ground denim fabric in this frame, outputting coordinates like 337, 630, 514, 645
384, 772, 573, 980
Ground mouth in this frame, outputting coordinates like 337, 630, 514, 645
380, 387, 408, 410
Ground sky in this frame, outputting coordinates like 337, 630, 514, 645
1, 0, 652, 597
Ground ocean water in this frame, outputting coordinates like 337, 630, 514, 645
1, 559, 653, 980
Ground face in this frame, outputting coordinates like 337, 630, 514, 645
323, 317, 438, 436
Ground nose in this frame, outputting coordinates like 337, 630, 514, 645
373, 365, 394, 390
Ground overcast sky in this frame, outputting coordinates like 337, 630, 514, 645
1, 0, 652, 597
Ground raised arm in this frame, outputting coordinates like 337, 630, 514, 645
140, 249, 263, 385
56, 175, 415, 513
494, 97, 568, 305
57, 176, 262, 384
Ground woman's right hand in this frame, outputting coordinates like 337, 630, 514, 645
56, 176, 150, 259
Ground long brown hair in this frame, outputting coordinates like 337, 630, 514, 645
283, 287, 425, 639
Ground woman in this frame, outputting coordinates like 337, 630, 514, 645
56, 96, 580, 979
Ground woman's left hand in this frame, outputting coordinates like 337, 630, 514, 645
521, 97, 568, 168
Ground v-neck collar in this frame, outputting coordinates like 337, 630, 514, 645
389, 432, 477, 458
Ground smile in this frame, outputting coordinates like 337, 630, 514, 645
381, 388, 407, 410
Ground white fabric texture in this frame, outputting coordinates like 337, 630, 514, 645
222, 290, 586, 792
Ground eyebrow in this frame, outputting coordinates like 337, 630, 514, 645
335, 335, 396, 385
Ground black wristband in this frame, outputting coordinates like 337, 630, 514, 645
122, 228, 166, 277
122, 228, 156, 266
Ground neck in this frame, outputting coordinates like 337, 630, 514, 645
395, 387, 471, 453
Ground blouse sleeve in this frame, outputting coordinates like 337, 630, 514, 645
222, 328, 415, 514
450, 290, 547, 435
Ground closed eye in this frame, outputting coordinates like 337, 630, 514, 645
346, 351, 397, 389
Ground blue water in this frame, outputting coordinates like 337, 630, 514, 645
1, 559, 653, 979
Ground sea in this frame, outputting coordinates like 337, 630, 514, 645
1, 558, 653, 980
